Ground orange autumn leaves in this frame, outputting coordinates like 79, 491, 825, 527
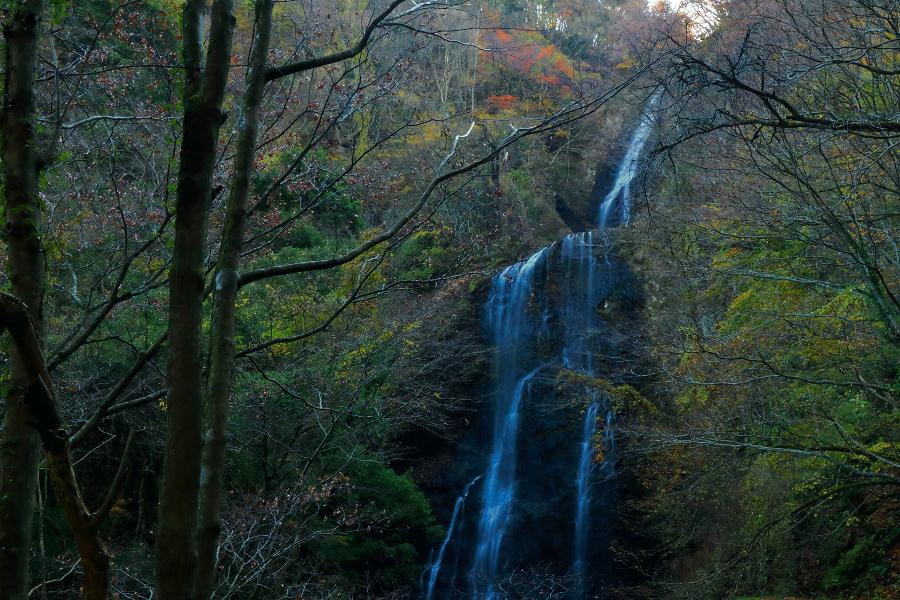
487, 94, 519, 110
486, 26, 576, 90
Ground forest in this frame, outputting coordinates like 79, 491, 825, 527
0, 0, 896, 598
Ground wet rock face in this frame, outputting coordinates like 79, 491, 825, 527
419, 235, 648, 599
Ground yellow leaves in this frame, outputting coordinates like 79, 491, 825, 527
258, 152, 282, 170
411, 122, 442, 146
867, 440, 895, 455
815, 287, 865, 320
843, 515, 861, 529
865, 441, 898, 471
357, 226, 385, 243
724, 288, 753, 314
268, 343, 291, 357
615, 57, 637, 70
675, 386, 710, 411
336, 330, 395, 378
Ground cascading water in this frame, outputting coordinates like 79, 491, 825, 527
559, 232, 606, 591
471, 247, 551, 598
573, 400, 601, 578
424, 97, 656, 600
598, 93, 661, 228
561, 232, 598, 373
425, 476, 482, 600
564, 100, 660, 585
471, 368, 539, 599
599, 411, 617, 481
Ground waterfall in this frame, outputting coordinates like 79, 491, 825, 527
470, 369, 539, 599
598, 93, 661, 228
424, 476, 482, 600
560, 231, 599, 374
471, 244, 551, 599
573, 400, 601, 578
422, 96, 656, 600
559, 231, 604, 591
600, 411, 617, 481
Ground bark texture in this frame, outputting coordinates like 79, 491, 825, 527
195, 2, 274, 596
0, 294, 118, 600
0, 3, 46, 598
156, 1, 236, 597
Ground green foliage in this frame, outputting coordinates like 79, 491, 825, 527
558, 370, 657, 417
252, 150, 363, 242
284, 222, 324, 250
823, 527, 900, 591
823, 535, 877, 591
311, 459, 440, 589
636, 195, 900, 597
389, 228, 454, 281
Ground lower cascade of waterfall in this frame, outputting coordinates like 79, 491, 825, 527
424, 98, 656, 599
467, 234, 620, 600
471, 369, 540, 600
424, 476, 482, 600
573, 399, 601, 580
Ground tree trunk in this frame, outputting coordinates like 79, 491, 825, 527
0, 3, 45, 598
156, 1, 236, 597
0, 293, 114, 600
195, 2, 273, 595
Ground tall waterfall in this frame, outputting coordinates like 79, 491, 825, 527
560, 232, 605, 591
424, 97, 656, 599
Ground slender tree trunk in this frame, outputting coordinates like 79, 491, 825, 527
0, 3, 45, 598
470, 1, 482, 113
195, 2, 273, 597
0, 293, 115, 599
0, 8, 116, 595
156, 1, 236, 597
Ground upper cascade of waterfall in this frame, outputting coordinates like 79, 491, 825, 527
598, 92, 661, 229
484, 245, 552, 349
